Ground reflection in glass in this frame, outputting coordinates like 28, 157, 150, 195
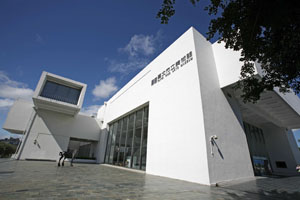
104, 127, 113, 163
132, 110, 142, 169
68, 138, 97, 160
118, 117, 128, 166
243, 122, 272, 176
141, 107, 148, 170
105, 105, 149, 170
40, 81, 81, 105
108, 123, 118, 164
113, 120, 122, 164
125, 114, 135, 168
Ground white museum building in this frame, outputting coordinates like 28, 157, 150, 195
3, 27, 300, 185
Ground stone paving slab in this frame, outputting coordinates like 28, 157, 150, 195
0, 159, 300, 199
218, 175, 300, 199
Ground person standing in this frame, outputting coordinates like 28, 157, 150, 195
70, 149, 78, 167
58, 151, 66, 167
58, 149, 77, 167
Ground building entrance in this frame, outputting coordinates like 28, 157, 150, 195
67, 138, 97, 160
105, 105, 149, 170
243, 122, 272, 176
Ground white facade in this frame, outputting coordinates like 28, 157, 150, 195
3, 27, 300, 185
3, 72, 99, 162
32, 71, 87, 116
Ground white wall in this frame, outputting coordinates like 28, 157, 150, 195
19, 105, 101, 161
146, 28, 209, 185
193, 29, 254, 184
32, 71, 87, 116
262, 123, 299, 175
3, 99, 34, 134
99, 27, 211, 185
98, 27, 259, 185
212, 42, 258, 88
274, 87, 300, 118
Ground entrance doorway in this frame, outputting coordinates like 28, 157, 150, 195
105, 105, 149, 170
243, 122, 272, 176
68, 138, 97, 160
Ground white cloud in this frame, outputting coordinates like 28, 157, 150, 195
0, 85, 34, 99
0, 71, 23, 87
107, 31, 163, 74
120, 35, 154, 57
80, 105, 101, 116
108, 58, 149, 74
92, 77, 118, 99
0, 98, 14, 108
119, 31, 162, 57
0, 71, 34, 109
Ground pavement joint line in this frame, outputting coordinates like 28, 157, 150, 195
101, 164, 146, 174
0, 171, 14, 174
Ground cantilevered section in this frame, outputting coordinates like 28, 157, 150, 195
2, 99, 34, 134
213, 42, 300, 129
230, 88, 300, 129
32, 72, 86, 116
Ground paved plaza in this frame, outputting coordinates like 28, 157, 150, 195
0, 159, 300, 200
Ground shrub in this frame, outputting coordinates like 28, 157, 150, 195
0, 142, 16, 158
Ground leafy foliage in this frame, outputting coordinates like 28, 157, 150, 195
0, 142, 16, 158
156, 0, 176, 24
157, 0, 300, 102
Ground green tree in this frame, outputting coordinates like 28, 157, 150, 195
0, 142, 16, 158
157, 0, 300, 102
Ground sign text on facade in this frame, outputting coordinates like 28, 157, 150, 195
151, 51, 193, 86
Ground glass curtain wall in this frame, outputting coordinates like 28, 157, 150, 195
40, 80, 81, 105
243, 122, 272, 176
67, 138, 97, 160
104, 105, 149, 170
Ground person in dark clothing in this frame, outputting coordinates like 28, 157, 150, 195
58, 151, 66, 167
58, 150, 77, 167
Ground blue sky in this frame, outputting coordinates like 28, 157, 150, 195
0, 0, 299, 146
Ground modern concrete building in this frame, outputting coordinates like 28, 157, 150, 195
3, 27, 300, 185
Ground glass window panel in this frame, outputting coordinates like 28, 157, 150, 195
124, 131, 133, 168
135, 110, 143, 128
40, 80, 81, 105
105, 106, 149, 170
77, 143, 91, 158
113, 120, 122, 164
108, 122, 118, 164
132, 127, 142, 169
141, 127, 148, 170
260, 129, 266, 144
141, 147, 147, 170
132, 147, 141, 169
128, 113, 135, 130
243, 121, 271, 176
142, 107, 148, 148
105, 127, 113, 163
41, 81, 57, 98
142, 126, 148, 149
144, 106, 149, 127
255, 127, 262, 143
68, 88, 81, 104
118, 117, 128, 166
124, 114, 135, 168
56, 85, 69, 101
67, 138, 96, 160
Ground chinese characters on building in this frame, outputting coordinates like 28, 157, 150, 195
151, 51, 193, 86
